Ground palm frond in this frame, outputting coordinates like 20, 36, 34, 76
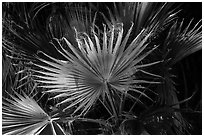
155, 19, 202, 133
163, 19, 202, 65
157, 18, 202, 113
2, 2, 62, 58
3, 2, 200, 135
2, 90, 66, 135
2, 51, 14, 92
33, 23, 160, 116
47, 3, 96, 44
102, 2, 178, 38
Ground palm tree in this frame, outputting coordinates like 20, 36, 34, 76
2, 2, 202, 135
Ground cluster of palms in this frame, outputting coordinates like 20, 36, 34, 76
2, 2, 201, 135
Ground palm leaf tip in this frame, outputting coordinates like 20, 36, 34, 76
2, 91, 50, 135
34, 22, 160, 115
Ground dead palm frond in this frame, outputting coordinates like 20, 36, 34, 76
2, 90, 66, 135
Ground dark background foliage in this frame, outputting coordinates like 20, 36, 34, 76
2, 2, 202, 135
173, 2, 202, 134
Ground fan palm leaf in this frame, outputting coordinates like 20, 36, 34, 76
47, 3, 96, 43
2, 91, 66, 135
33, 22, 160, 116
156, 19, 202, 133
2, 2, 64, 59
163, 19, 202, 65
157, 18, 202, 106
102, 2, 178, 38
3, 2, 201, 135
3, 3, 96, 61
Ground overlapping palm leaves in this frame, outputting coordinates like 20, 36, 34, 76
2, 2, 202, 135
155, 18, 202, 110
154, 18, 202, 134
103, 2, 178, 36
31, 2, 178, 118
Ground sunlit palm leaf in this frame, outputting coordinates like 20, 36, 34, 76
2, 91, 66, 135
33, 22, 160, 116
